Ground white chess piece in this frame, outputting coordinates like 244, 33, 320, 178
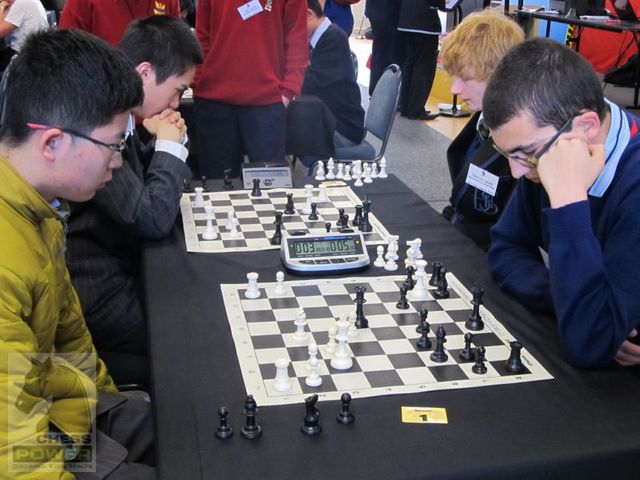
336, 163, 344, 179
330, 318, 353, 370
274, 271, 286, 296
305, 343, 323, 387
386, 235, 399, 261
202, 206, 218, 240
371, 162, 378, 179
302, 184, 313, 215
347, 313, 357, 338
225, 211, 235, 231
293, 308, 309, 343
326, 158, 336, 180
354, 170, 364, 187
245, 272, 261, 299
384, 255, 398, 271
353, 160, 362, 176
273, 358, 292, 392
363, 165, 373, 184
412, 259, 429, 300
193, 187, 204, 207
374, 245, 386, 267
343, 165, 352, 181
318, 185, 329, 203
378, 157, 388, 178
314, 160, 326, 181
229, 217, 240, 237
324, 325, 338, 357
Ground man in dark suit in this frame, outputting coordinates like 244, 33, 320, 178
365, 0, 404, 96
66, 16, 203, 381
302, 0, 365, 163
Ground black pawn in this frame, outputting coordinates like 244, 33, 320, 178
223, 169, 234, 190
301, 394, 321, 436
459, 332, 475, 361
465, 285, 485, 331
251, 178, 262, 197
415, 308, 428, 333
354, 286, 368, 329
325, 222, 332, 233
403, 266, 416, 290
241, 395, 262, 439
336, 393, 355, 425
430, 326, 448, 362
284, 193, 295, 215
353, 205, 363, 227
433, 267, 450, 299
472, 346, 488, 375
360, 199, 372, 233
504, 341, 525, 374
416, 320, 431, 351
201, 175, 208, 192
341, 214, 350, 231
309, 203, 319, 221
182, 178, 194, 193
429, 262, 443, 287
396, 285, 410, 309
215, 406, 233, 440
270, 211, 283, 246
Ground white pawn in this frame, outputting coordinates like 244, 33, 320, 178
318, 184, 329, 203
202, 206, 218, 240
314, 160, 326, 181
363, 165, 373, 184
273, 358, 292, 392
324, 325, 338, 357
354, 170, 364, 187
373, 245, 386, 267
371, 162, 378, 179
343, 165, 352, 181
347, 313, 357, 338
326, 158, 336, 180
245, 272, 261, 299
336, 163, 344, 179
293, 308, 308, 343
302, 184, 313, 215
273, 271, 286, 296
384, 255, 398, 271
330, 318, 353, 370
412, 259, 429, 300
305, 343, 323, 387
193, 187, 204, 207
225, 211, 235, 231
229, 217, 240, 237
378, 157, 388, 178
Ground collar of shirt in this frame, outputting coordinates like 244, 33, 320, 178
589, 98, 629, 197
310, 17, 332, 50
126, 113, 135, 140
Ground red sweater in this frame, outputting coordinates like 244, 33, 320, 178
59, 0, 180, 47
194, 0, 308, 106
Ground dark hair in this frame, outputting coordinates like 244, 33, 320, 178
307, 0, 324, 17
482, 37, 606, 130
119, 15, 203, 83
0, 29, 143, 146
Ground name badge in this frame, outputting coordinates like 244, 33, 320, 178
238, 0, 263, 20
465, 164, 499, 197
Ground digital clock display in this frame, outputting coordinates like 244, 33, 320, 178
291, 238, 358, 257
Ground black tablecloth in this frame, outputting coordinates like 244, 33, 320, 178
143, 175, 640, 480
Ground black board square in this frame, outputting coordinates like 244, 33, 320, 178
392, 312, 420, 326
243, 231, 268, 239
192, 207, 205, 214
299, 375, 337, 394
256, 210, 276, 218
214, 212, 230, 219
269, 297, 299, 309
409, 300, 443, 312
287, 346, 310, 362
371, 326, 405, 341
446, 310, 475, 323
446, 349, 476, 364
259, 362, 294, 378
276, 320, 296, 334
291, 285, 322, 297
211, 200, 232, 207
228, 193, 249, 200
364, 304, 389, 316
323, 214, 339, 222
267, 191, 287, 199
307, 221, 326, 229
433, 323, 464, 337
349, 341, 384, 356
489, 361, 531, 376
323, 294, 354, 306
365, 370, 404, 388
251, 198, 272, 204
251, 334, 286, 350
344, 283, 372, 294
195, 220, 207, 227
222, 239, 248, 248
328, 195, 350, 202
238, 217, 261, 225
244, 310, 276, 323
234, 205, 255, 212
282, 215, 303, 223
471, 332, 503, 347
388, 353, 426, 369
376, 291, 401, 303
326, 358, 363, 374
303, 306, 333, 319
428, 364, 467, 382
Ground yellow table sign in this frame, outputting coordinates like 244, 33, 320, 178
401, 406, 448, 424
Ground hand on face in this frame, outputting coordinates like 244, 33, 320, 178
537, 132, 605, 209
142, 108, 186, 143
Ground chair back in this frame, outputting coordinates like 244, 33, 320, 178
364, 64, 401, 158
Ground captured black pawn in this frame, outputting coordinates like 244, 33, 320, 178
251, 178, 262, 197
430, 326, 448, 362
241, 395, 262, 439
396, 285, 410, 309
325, 222, 332, 233
215, 406, 233, 440
472, 346, 487, 374
336, 393, 355, 425
465, 285, 485, 331
309, 203, 319, 221
284, 193, 295, 215
403, 265, 416, 290
416, 319, 431, 351
223, 169, 234, 190
429, 262, 443, 287
270, 211, 283, 246
433, 267, 450, 299
459, 333, 475, 361
504, 341, 525, 374
354, 286, 368, 328
301, 394, 321, 436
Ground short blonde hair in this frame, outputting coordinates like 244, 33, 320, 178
440, 10, 525, 81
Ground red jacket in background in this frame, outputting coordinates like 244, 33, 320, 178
194, 0, 308, 106
59, 0, 180, 46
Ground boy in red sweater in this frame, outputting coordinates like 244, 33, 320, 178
194, 0, 308, 178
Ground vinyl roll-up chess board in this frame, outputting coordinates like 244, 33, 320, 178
180, 186, 391, 253
221, 274, 553, 406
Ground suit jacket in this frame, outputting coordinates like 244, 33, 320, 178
398, 0, 445, 34
302, 24, 365, 144
365, 0, 402, 24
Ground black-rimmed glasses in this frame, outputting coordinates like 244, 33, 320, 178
27, 122, 127, 154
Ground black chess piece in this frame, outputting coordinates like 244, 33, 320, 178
360, 199, 372, 233
325, 222, 332, 233
353, 205, 363, 227
251, 178, 262, 197
309, 203, 319, 220
396, 285, 410, 309
416, 320, 432, 351
341, 214, 350, 231
223, 169, 234, 190
504, 341, 525, 374
465, 285, 485, 331
403, 266, 416, 291
182, 178, 194, 193
336, 392, 355, 425
201, 175, 208, 192
429, 262, 443, 287
433, 267, 450, 299
284, 193, 295, 215
270, 212, 283, 246
430, 326, 448, 362
472, 346, 488, 374
215, 406, 233, 440
301, 394, 321, 436
354, 286, 368, 329
416, 308, 428, 333
459, 332, 475, 361
241, 395, 262, 439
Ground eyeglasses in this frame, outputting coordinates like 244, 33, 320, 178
26, 122, 127, 154
492, 116, 575, 168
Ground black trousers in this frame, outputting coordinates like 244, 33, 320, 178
194, 98, 286, 178
399, 32, 439, 118
368, 18, 405, 96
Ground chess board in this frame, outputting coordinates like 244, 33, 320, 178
180, 186, 391, 253
221, 274, 553, 406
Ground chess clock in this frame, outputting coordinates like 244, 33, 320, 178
280, 232, 370, 273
